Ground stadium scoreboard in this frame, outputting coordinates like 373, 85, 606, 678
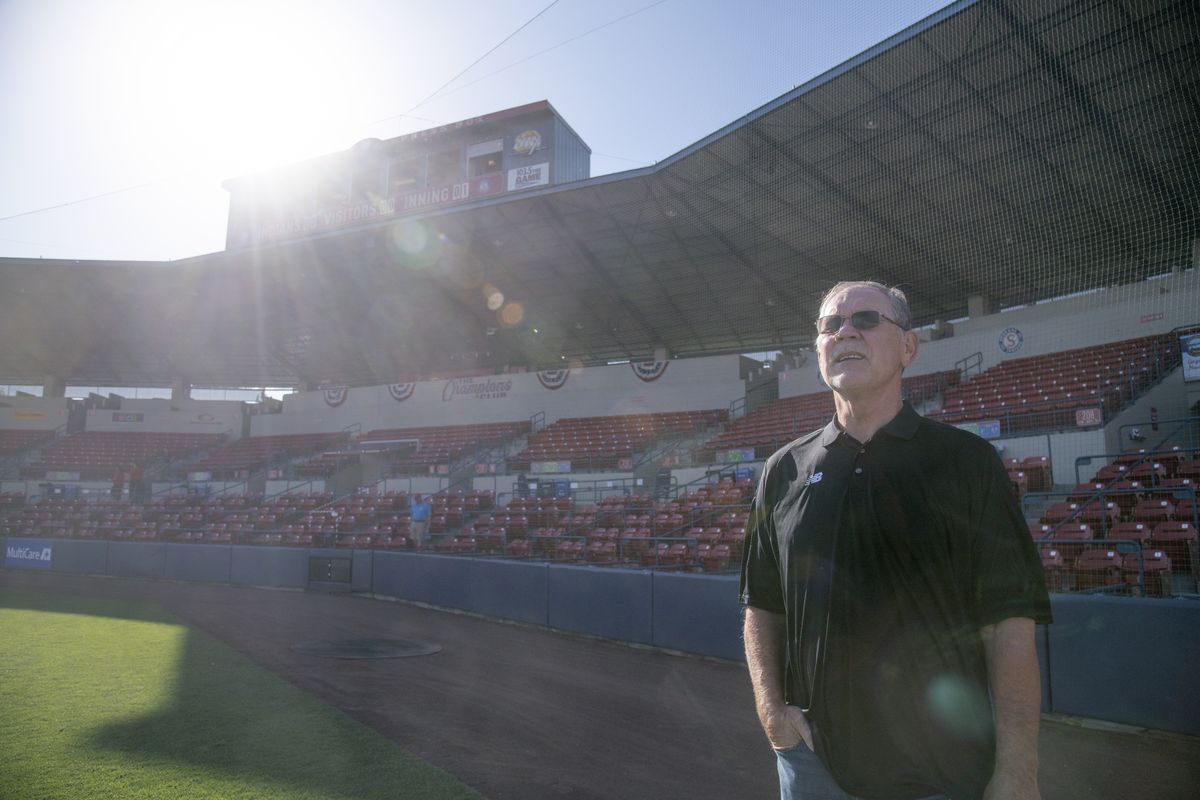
222, 100, 591, 249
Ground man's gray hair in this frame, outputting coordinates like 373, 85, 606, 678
818, 281, 912, 330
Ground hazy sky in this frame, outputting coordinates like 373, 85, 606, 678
0, 0, 950, 262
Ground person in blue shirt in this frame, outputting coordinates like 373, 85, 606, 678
409, 494, 432, 550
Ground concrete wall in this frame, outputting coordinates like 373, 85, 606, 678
4, 536, 1197, 736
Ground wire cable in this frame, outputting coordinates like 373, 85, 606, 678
367, 0, 564, 128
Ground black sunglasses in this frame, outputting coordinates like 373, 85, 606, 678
815, 309, 908, 335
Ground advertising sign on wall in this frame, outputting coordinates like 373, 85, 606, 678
5, 538, 53, 570
531, 461, 571, 474
955, 420, 1001, 440
507, 163, 549, 191
441, 377, 513, 402
1180, 333, 1200, 383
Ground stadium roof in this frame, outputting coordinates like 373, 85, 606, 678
1, 0, 1195, 389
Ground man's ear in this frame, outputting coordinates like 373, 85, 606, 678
901, 330, 919, 368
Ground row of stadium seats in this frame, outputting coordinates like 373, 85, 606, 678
191, 432, 350, 474
0, 429, 54, 457
507, 410, 727, 472
695, 370, 958, 461
926, 333, 1179, 432
0, 481, 757, 573
1040, 545, 1175, 596
27, 431, 223, 476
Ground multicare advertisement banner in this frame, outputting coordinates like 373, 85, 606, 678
5, 538, 53, 570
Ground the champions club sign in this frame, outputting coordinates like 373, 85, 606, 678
442, 377, 513, 402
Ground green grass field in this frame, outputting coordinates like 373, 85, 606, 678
0, 588, 481, 800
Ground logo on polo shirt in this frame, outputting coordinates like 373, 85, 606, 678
801, 472, 823, 488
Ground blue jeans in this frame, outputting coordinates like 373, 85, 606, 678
775, 745, 949, 800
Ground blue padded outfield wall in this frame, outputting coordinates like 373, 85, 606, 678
2, 536, 1196, 736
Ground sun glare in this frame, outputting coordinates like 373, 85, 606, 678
116, 1, 379, 184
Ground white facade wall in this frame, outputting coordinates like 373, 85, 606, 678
84, 406, 242, 436
0, 398, 70, 431
251, 355, 745, 437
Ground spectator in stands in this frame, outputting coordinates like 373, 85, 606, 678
129, 464, 146, 504
741, 281, 1051, 800
410, 494, 432, 550
111, 467, 125, 501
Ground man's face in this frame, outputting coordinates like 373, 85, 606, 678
816, 286, 916, 398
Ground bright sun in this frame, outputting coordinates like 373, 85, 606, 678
115, 1, 377, 182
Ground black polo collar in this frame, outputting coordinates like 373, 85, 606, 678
818, 401, 922, 448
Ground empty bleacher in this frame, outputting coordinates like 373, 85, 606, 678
0, 476, 755, 573
697, 370, 957, 462
0, 429, 55, 457
190, 432, 350, 477
929, 334, 1179, 434
507, 410, 726, 473
294, 421, 532, 477
27, 431, 224, 477
1028, 444, 1198, 596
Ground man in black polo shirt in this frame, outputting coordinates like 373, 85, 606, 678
741, 281, 1051, 800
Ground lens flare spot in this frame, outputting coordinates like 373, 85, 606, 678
499, 302, 524, 327
484, 284, 505, 311
392, 220, 428, 255
926, 674, 992, 740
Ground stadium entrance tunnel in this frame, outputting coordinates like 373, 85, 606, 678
291, 637, 442, 659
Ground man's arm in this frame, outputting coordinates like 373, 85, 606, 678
980, 616, 1041, 800
743, 606, 812, 751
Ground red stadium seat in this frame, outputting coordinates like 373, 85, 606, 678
1121, 550, 1172, 597
1074, 549, 1123, 591
1149, 522, 1195, 576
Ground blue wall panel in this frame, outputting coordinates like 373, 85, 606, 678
229, 546, 309, 589
463, 559, 548, 626
372, 552, 472, 609
351, 550, 373, 593
651, 572, 743, 660
1047, 594, 1200, 736
107, 541, 166, 579
165, 544, 232, 584
547, 566, 653, 645
37, 538, 108, 575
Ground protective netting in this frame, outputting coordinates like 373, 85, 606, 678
733, 0, 1200, 330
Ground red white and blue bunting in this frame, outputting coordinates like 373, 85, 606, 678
322, 386, 349, 407
536, 368, 569, 390
387, 382, 416, 402
630, 360, 669, 382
